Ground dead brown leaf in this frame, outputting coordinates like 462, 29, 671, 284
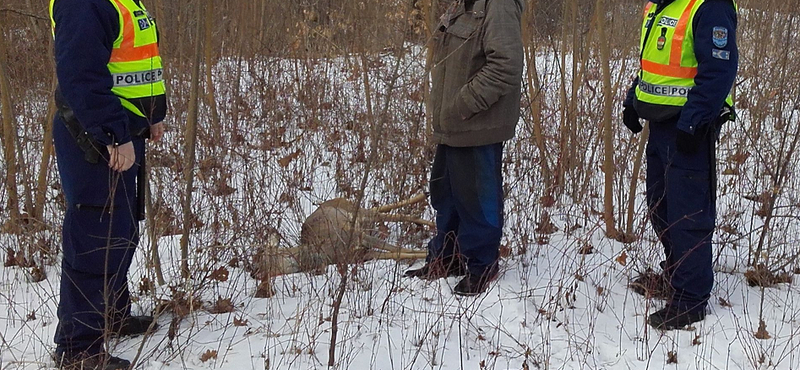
29, 266, 46, 283
278, 149, 302, 167
539, 195, 556, 208
755, 319, 771, 340
139, 277, 155, 295
233, 317, 249, 327
745, 265, 793, 287
578, 244, 594, 255
499, 244, 512, 258
209, 297, 235, 314
535, 212, 558, 235
255, 280, 276, 298
200, 349, 218, 362
209, 266, 230, 282
616, 251, 628, 266
667, 351, 678, 364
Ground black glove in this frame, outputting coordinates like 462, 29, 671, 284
676, 129, 703, 154
622, 106, 643, 133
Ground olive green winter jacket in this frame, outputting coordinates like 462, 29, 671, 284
429, 0, 524, 147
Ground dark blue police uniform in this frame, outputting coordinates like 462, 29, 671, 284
625, 0, 738, 319
51, 0, 162, 359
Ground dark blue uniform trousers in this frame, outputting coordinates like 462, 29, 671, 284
646, 119, 716, 313
52, 116, 143, 356
427, 143, 504, 277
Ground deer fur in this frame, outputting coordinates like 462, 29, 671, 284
253, 194, 431, 280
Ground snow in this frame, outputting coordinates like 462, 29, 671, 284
3, 227, 800, 369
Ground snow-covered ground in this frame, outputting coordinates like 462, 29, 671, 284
3, 216, 799, 370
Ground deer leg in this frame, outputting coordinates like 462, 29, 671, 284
363, 250, 428, 261
360, 232, 426, 256
361, 237, 427, 260
370, 193, 427, 213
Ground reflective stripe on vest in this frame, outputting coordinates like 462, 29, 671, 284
635, 0, 735, 107
50, 0, 166, 118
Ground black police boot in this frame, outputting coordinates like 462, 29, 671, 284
404, 258, 467, 280
116, 316, 158, 337
55, 351, 131, 370
648, 305, 706, 330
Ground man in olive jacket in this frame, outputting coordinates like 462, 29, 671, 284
405, 0, 524, 296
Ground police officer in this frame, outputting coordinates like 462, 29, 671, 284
50, 0, 167, 367
623, 0, 738, 329
404, 0, 524, 296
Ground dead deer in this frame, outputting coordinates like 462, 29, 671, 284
252, 194, 432, 293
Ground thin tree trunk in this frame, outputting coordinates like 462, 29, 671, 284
145, 0, 167, 285
328, 52, 378, 370
0, 27, 21, 232
146, 178, 166, 285
555, 0, 570, 193
423, 0, 438, 140
150, 0, 167, 63
179, 6, 204, 279
597, 0, 618, 238
258, 0, 268, 47
625, 123, 648, 239
203, 0, 221, 139
25, 0, 42, 40
329, 51, 378, 369
522, 1, 552, 192
15, 113, 35, 218
150, 0, 165, 20
34, 98, 57, 223
566, 0, 580, 189
328, 21, 409, 363
751, 15, 798, 267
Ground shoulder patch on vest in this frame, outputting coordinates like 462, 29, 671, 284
138, 18, 151, 31
712, 49, 730, 60
713, 27, 728, 48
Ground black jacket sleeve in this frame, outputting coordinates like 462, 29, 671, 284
53, 0, 131, 145
677, 0, 738, 134
624, 76, 639, 108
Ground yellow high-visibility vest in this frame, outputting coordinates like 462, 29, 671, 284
50, 0, 166, 119
635, 0, 735, 108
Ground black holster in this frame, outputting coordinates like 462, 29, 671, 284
57, 106, 103, 164
132, 126, 150, 222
